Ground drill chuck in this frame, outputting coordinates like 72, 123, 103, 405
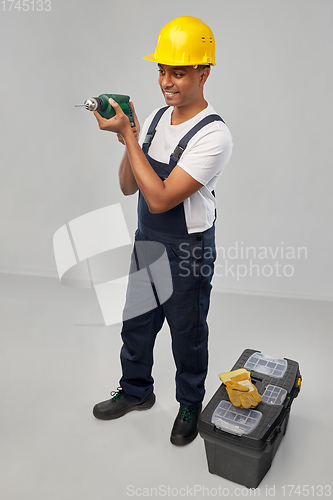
83, 97, 103, 111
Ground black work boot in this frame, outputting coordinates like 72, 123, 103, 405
93, 387, 156, 420
170, 404, 202, 446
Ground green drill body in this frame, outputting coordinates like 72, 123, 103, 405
77, 94, 135, 127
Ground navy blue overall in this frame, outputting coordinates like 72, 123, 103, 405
119, 107, 225, 408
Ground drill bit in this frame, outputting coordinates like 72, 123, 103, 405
74, 104, 86, 107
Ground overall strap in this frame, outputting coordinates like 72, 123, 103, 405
142, 106, 170, 155
170, 114, 225, 168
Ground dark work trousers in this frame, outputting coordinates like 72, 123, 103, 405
119, 106, 222, 408
119, 222, 216, 408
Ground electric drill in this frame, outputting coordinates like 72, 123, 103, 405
75, 94, 135, 126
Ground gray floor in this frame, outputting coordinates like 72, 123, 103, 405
0, 273, 332, 499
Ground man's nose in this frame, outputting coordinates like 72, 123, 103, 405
161, 72, 173, 88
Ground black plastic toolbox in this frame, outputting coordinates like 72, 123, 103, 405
198, 349, 301, 489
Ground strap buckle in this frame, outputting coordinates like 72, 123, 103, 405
143, 131, 156, 146
171, 145, 185, 163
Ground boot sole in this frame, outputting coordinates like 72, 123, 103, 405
93, 394, 156, 420
170, 429, 198, 446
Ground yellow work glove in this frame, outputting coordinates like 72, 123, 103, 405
219, 369, 262, 409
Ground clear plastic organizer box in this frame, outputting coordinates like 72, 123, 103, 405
244, 352, 288, 378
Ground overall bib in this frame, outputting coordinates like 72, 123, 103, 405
119, 107, 225, 408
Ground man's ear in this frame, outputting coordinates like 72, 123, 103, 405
200, 66, 211, 85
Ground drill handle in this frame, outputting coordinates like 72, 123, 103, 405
99, 93, 136, 127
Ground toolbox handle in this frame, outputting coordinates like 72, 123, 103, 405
249, 373, 265, 393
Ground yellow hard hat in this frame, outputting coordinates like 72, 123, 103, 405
143, 16, 216, 66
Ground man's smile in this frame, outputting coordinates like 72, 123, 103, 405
163, 90, 180, 97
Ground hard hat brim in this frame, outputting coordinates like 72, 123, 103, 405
143, 53, 157, 62
143, 53, 215, 66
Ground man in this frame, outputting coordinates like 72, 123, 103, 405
93, 16, 233, 446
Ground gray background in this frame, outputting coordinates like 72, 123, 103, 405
0, 0, 332, 298
0, 1, 332, 499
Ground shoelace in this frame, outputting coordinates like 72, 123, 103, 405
110, 387, 123, 401
179, 406, 199, 422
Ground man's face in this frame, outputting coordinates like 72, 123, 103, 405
158, 64, 209, 108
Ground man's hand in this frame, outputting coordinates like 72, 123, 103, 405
94, 98, 139, 142
117, 102, 140, 145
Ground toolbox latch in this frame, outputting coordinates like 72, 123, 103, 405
267, 425, 282, 445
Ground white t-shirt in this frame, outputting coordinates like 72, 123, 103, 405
139, 103, 233, 233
